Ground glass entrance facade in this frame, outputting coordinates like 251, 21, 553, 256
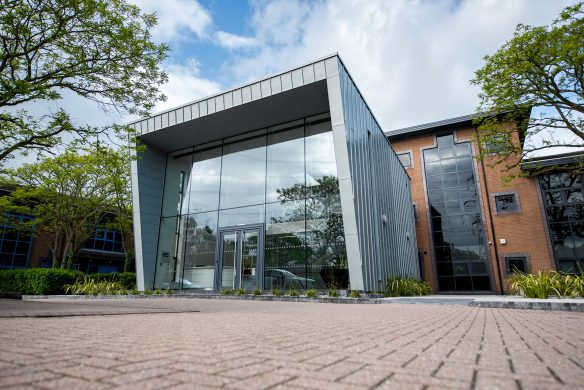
423, 134, 491, 291
153, 114, 348, 290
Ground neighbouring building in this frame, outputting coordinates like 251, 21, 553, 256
129, 54, 419, 292
387, 114, 583, 293
0, 187, 129, 273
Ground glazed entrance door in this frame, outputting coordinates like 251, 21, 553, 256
216, 225, 264, 290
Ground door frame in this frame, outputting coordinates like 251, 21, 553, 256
215, 223, 265, 291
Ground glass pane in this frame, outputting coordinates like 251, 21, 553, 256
220, 136, 266, 209
154, 217, 180, 289
305, 127, 338, 199
266, 128, 305, 203
241, 230, 259, 290
182, 212, 218, 289
161, 151, 193, 217
221, 233, 237, 289
219, 205, 265, 228
187, 148, 221, 213
265, 201, 307, 290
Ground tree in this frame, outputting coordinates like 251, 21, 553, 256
0, 146, 132, 269
471, 2, 584, 174
0, 0, 167, 166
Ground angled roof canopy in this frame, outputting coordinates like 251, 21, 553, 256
129, 55, 340, 153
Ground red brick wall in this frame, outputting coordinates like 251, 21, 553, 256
391, 125, 555, 293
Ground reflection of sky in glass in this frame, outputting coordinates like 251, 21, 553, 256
306, 131, 337, 187
220, 138, 266, 209
188, 148, 221, 213
266, 129, 304, 203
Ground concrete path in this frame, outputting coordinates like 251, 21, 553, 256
0, 298, 582, 389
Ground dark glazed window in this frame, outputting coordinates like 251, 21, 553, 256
539, 173, 584, 273
506, 257, 527, 274
494, 194, 519, 213
0, 213, 33, 269
84, 228, 124, 253
423, 134, 491, 291
397, 152, 412, 168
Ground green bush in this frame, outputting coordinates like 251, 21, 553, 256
271, 288, 284, 296
234, 288, 247, 295
509, 271, 584, 299
287, 288, 299, 297
327, 288, 340, 297
349, 290, 361, 298
252, 288, 262, 296
0, 268, 84, 295
304, 288, 318, 298
88, 272, 136, 289
385, 275, 433, 297
64, 276, 126, 295
222, 289, 233, 295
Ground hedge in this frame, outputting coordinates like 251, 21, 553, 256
88, 272, 136, 289
0, 268, 84, 295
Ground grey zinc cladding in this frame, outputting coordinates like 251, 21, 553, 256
130, 54, 419, 291
328, 59, 418, 291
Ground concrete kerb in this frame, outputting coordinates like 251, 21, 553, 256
19, 293, 584, 311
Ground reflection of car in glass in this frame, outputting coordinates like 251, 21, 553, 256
264, 269, 315, 290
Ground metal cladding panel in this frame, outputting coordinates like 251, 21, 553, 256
131, 144, 166, 290
336, 62, 419, 292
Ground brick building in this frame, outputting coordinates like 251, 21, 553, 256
0, 187, 130, 273
387, 113, 583, 293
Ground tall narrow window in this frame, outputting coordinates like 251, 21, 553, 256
423, 134, 491, 291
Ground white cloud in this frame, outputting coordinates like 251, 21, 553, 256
215, 31, 259, 49
157, 58, 222, 112
133, 0, 212, 42
226, 0, 576, 131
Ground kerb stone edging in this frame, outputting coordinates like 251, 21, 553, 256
18, 293, 584, 311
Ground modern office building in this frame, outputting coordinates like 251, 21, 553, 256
129, 54, 419, 292
388, 115, 583, 293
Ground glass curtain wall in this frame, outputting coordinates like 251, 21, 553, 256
423, 134, 491, 291
539, 173, 584, 273
153, 114, 348, 290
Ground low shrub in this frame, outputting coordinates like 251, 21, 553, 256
143, 289, 153, 295
349, 290, 361, 298
234, 288, 247, 295
304, 288, 318, 298
165, 288, 174, 295
272, 288, 284, 296
64, 276, 126, 295
88, 272, 136, 289
222, 289, 233, 295
385, 275, 432, 297
153, 288, 162, 295
327, 289, 340, 297
287, 289, 299, 297
509, 271, 584, 299
252, 288, 262, 296
0, 268, 84, 295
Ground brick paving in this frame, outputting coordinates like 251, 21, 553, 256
0, 298, 582, 389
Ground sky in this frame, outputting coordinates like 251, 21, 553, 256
8, 0, 581, 166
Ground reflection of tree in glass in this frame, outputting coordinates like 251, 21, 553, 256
276, 176, 346, 269
183, 216, 216, 267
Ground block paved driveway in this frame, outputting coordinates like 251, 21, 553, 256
0, 298, 583, 389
